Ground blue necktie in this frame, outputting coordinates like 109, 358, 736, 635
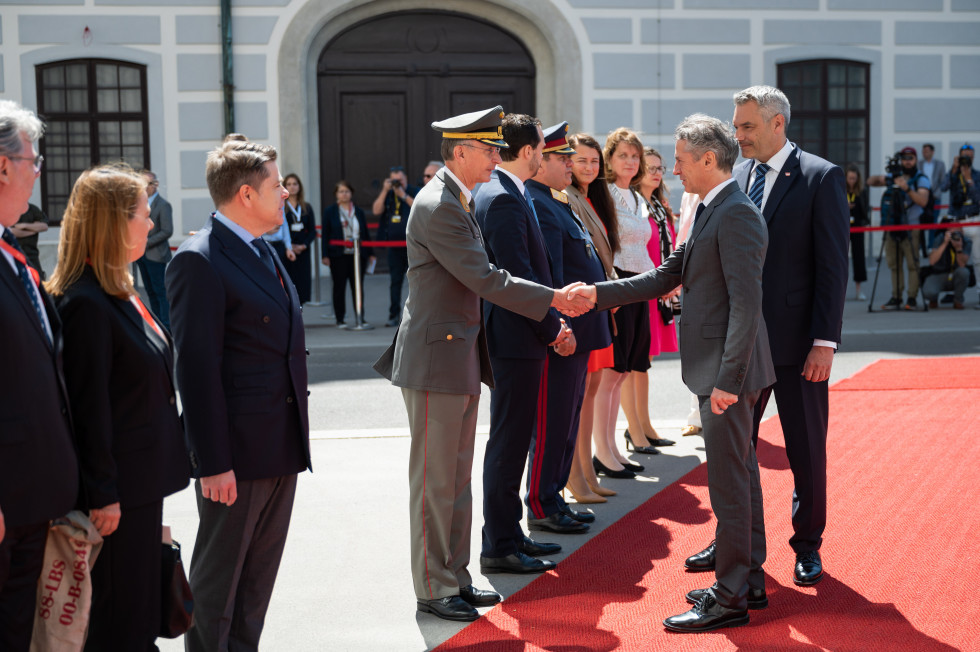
251, 238, 277, 276
748, 163, 771, 209
693, 202, 706, 225
1, 229, 51, 347
523, 187, 540, 226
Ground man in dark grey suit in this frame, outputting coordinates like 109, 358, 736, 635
136, 169, 173, 328
374, 106, 583, 623
569, 114, 774, 632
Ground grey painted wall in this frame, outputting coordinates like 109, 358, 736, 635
18, 15, 161, 44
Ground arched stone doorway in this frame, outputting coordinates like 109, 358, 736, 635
316, 10, 535, 211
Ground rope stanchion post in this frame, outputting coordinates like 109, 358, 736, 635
306, 226, 326, 307
345, 236, 374, 331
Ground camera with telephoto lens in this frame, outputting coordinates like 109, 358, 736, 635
950, 232, 963, 242
390, 179, 402, 189
959, 156, 973, 168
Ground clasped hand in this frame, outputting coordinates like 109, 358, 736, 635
549, 319, 577, 356
551, 282, 597, 317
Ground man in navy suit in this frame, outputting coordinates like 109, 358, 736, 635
476, 113, 575, 575
167, 140, 311, 651
684, 86, 849, 587
0, 100, 78, 652
525, 122, 611, 533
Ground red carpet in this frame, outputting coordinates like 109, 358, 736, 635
436, 357, 980, 651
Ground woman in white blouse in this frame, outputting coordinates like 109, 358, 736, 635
590, 128, 658, 481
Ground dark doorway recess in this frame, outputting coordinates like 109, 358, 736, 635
316, 10, 535, 215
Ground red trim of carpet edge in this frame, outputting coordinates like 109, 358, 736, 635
832, 357, 980, 391
436, 357, 980, 651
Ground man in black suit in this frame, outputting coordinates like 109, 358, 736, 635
167, 140, 311, 651
476, 113, 576, 575
0, 99, 79, 652
684, 85, 849, 587
525, 122, 611, 533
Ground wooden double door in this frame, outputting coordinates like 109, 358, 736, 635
317, 11, 535, 213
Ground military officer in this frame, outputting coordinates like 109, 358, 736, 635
525, 122, 612, 532
373, 106, 587, 623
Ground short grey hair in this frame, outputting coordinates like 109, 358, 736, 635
426, 160, 442, 169
733, 85, 791, 126
0, 100, 44, 158
674, 114, 739, 173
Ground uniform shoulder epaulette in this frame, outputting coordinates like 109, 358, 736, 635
459, 191, 470, 212
550, 188, 568, 203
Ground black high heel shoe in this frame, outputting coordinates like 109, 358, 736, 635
592, 456, 635, 479
622, 460, 645, 472
623, 430, 661, 455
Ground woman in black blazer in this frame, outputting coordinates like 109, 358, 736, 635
283, 173, 317, 303
45, 164, 190, 651
321, 179, 374, 326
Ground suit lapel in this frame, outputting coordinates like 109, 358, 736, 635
761, 146, 801, 224
439, 171, 481, 236
499, 173, 552, 268
211, 219, 290, 313
682, 182, 738, 270
0, 255, 53, 348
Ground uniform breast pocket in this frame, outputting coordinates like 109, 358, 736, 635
426, 321, 467, 345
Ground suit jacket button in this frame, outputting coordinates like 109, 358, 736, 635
446, 334, 453, 341
286, 396, 294, 403
263, 315, 271, 323
169, 395, 176, 405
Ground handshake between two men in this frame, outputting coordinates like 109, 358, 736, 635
546, 283, 598, 356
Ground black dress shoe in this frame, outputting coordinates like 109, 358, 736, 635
385, 318, 400, 327
686, 586, 768, 610
520, 535, 561, 557
417, 596, 478, 622
592, 456, 635, 479
622, 430, 661, 454
559, 503, 595, 523
459, 584, 501, 607
621, 460, 645, 472
481, 551, 556, 574
663, 593, 749, 633
794, 550, 824, 586
527, 512, 589, 534
684, 540, 716, 572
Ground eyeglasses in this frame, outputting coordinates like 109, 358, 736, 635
7, 153, 44, 172
458, 143, 501, 157
649, 166, 667, 174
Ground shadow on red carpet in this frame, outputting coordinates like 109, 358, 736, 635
434, 357, 979, 651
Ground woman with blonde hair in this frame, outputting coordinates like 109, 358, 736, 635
590, 127, 657, 481
46, 164, 189, 651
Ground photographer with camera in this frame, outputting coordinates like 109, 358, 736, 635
922, 226, 972, 310
373, 165, 418, 327
869, 147, 931, 310
941, 144, 979, 221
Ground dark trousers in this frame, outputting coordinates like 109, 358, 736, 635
137, 257, 170, 329
387, 249, 408, 320
329, 254, 365, 323
752, 364, 829, 553
850, 231, 867, 284
701, 390, 766, 612
483, 357, 545, 557
85, 500, 163, 652
184, 475, 297, 652
0, 521, 47, 652
525, 350, 589, 518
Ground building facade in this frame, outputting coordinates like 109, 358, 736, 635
1, 0, 977, 239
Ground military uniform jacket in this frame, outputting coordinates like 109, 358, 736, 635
374, 169, 554, 395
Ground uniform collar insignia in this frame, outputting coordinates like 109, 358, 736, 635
550, 188, 568, 203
